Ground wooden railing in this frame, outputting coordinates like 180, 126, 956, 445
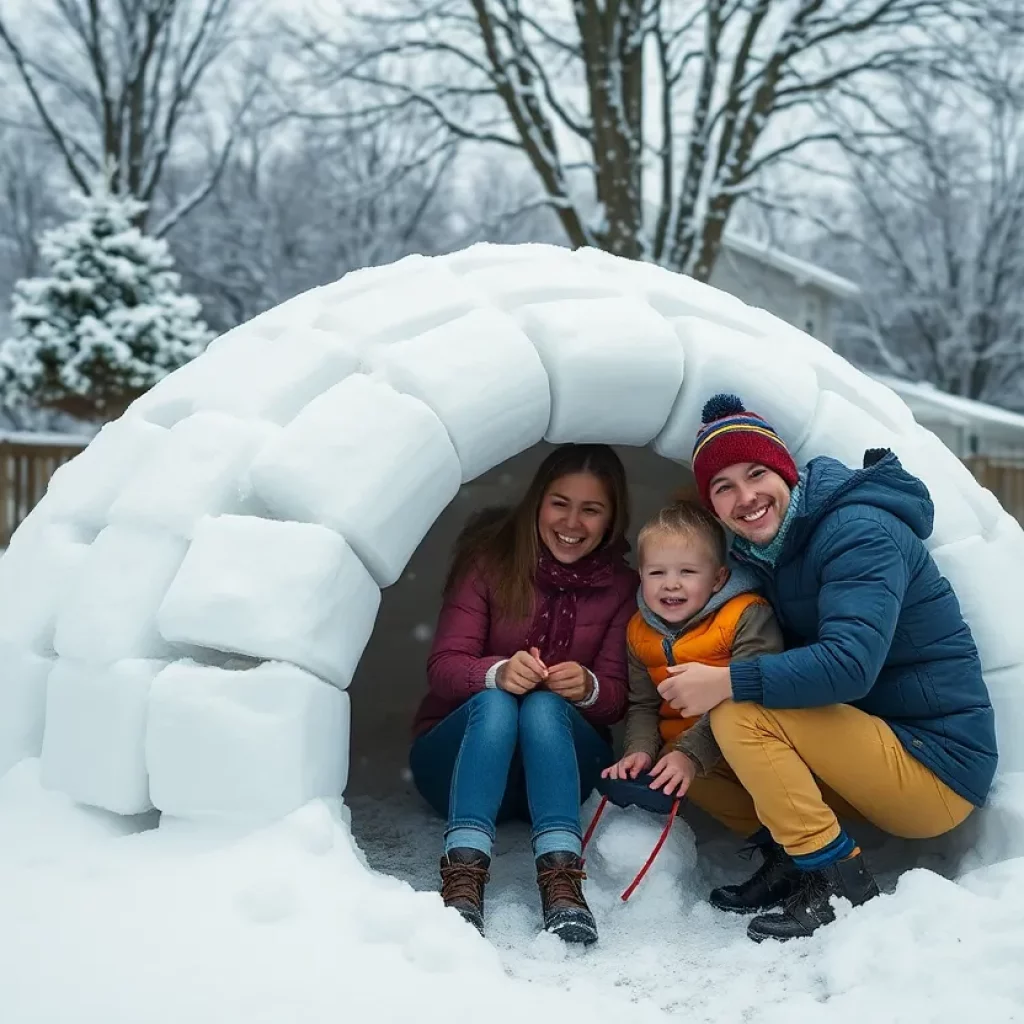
0, 434, 90, 547
963, 456, 1024, 525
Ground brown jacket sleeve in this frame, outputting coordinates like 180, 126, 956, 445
674, 601, 786, 776
730, 601, 785, 662
622, 647, 664, 764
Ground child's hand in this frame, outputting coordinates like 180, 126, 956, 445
601, 752, 652, 780
648, 751, 697, 797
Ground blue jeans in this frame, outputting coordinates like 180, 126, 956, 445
410, 688, 613, 858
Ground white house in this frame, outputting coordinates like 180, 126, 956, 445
711, 232, 861, 348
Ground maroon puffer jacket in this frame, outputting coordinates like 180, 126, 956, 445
413, 562, 638, 737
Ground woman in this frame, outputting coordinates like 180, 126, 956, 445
660, 393, 998, 943
410, 444, 636, 945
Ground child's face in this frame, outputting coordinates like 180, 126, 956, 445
640, 531, 728, 624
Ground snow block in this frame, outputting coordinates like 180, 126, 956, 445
515, 297, 684, 445
249, 375, 462, 586
655, 317, 818, 461
109, 411, 278, 538
439, 241, 571, 275
41, 418, 168, 531
573, 247, 764, 335
793, 390, 901, 469
205, 288, 326, 351
157, 515, 380, 689
910, 430, 1004, 536
134, 327, 361, 428
984, 666, 1024, 775
458, 254, 620, 309
54, 525, 188, 664
749, 309, 917, 435
931, 514, 1024, 674
316, 253, 430, 304
0, 645, 53, 777
312, 261, 483, 348
39, 657, 163, 814
891, 429, 983, 548
0, 521, 90, 654
146, 660, 349, 821
365, 307, 551, 482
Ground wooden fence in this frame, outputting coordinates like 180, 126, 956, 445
0, 434, 90, 547
963, 456, 1024, 525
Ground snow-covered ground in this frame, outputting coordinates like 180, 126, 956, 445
3, 757, 1023, 1023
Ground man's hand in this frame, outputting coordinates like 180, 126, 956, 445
497, 649, 548, 695
546, 661, 592, 703
656, 663, 732, 717
601, 751, 652, 781
648, 751, 697, 797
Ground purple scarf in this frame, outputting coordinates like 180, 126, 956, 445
526, 541, 625, 665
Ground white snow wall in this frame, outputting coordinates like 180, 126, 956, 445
0, 241, 1023, 827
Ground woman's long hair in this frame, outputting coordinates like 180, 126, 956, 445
444, 444, 630, 620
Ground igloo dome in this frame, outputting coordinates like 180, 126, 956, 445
0, 242, 1022, 825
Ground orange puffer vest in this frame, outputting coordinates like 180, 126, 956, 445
627, 593, 767, 747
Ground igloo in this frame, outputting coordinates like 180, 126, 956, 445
1, 242, 1022, 836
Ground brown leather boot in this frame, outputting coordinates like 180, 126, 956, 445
439, 848, 490, 935
536, 851, 598, 945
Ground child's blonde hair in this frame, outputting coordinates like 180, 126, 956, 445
637, 500, 727, 566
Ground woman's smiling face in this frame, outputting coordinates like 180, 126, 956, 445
709, 461, 792, 545
537, 472, 612, 564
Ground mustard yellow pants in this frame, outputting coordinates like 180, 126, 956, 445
687, 700, 974, 858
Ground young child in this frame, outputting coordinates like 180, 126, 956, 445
601, 501, 784, 807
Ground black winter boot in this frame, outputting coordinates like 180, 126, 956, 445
439, 848, 490, 935
536, 851, 598, 946
709, 840, 801, 914
747, 851, 880, 942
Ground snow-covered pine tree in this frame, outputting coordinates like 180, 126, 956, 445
0, 188, 211, 421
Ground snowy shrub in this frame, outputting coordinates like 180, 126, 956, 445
0, 189, 211, 421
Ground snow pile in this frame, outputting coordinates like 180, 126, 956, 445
0, 765, 662, 1024
2, 767, 1023, 1024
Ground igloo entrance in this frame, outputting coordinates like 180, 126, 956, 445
344, 441, 690, 802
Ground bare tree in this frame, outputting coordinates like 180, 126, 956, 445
0, 126, 65, 289
830, 70, 1024, 407
297, 0, 986, 281
0, 0, 257, 236
163, 109, 462, 332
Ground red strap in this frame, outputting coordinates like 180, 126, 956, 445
620, 797, 681, 902
580, 794, 609, 859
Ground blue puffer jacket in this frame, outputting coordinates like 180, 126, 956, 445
729, 452, 998, 807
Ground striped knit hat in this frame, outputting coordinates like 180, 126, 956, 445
692, 394, 798, 507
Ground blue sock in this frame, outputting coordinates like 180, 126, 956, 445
791, 829, 856, 872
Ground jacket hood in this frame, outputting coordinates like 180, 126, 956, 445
782, 451, 934, 558
637, 563, 763, 641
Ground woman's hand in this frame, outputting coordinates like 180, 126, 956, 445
546, 660, 592, 703
497, 649, 548, 695
657, 664, 732, 717
601, 751, 652, 781
648, 751, 697, 797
